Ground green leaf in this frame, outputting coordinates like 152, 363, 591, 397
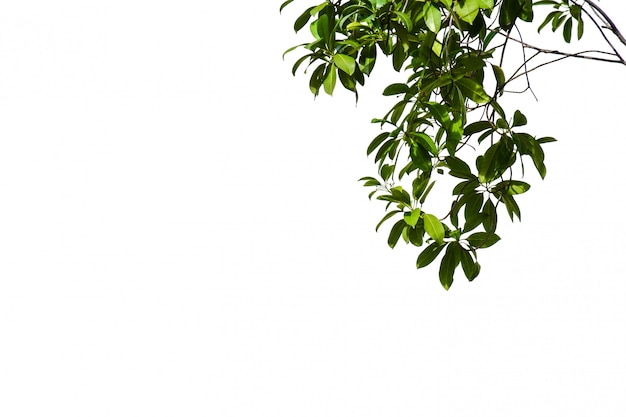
412, 174, 431, 200
333, 54, 356, 75
501, 193, 521, 221
456, 78, 490, 104
538, 11, 561, 33
499, 0, 522, 30
459, 249, 480, 281
495, 180, 531, 195
512, 110, 527, 127
563, 17, 573, 43
439, 243, 461, 290
308, 63, 326, 96
446, 116, 464, 156
408, 224, 425, 247
404, 208, 421, 227
376, 210, 402, 232
416, 242, 447, 269
394, 10, 413, 31
464, 120, 493, 136
413, 132, 438, 155
374, 138, 396, 163
492, 65, 506, 94
446, 156, 473, 178
390, 186, 412, 206
464, 193, 484, 225
455, 0, 481, 24
577, 14, 585, 40
537, 136, 557, 144
467, 232, 500, 248
419, 180, 437, 205
323, 64, 337, 95
294, 6, 315, 32
388, 219, 406, 248
425, 102, 451, 127
383, 83, 409, 96
423, 213, 445, 244
477, 138, 514, 183
410, 144, 433, 172
367, 132, 390, 156
279, 0, 296, 13
425, 3, 442, 33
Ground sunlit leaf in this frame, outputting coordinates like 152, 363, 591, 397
424, 214, 445, 244
333, 54, 356, 75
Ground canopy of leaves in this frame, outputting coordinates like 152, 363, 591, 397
281, 0, 625, 289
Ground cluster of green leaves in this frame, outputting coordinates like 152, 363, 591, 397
280, 0, 592, 289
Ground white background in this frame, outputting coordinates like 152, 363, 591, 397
1, 1, 625, 416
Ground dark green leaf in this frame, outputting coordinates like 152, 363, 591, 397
538, 11, 561, 33
446, 116, 464, 156
563, 17, 573, 43
374, 138, 396, 163
439, 243, 461, 290
464, 120, 493, 136
467, 232, 500, 248
492, 65, 506, 94
367, 132, 390, 156
494, 180, 531, 195
383, 83, 409, 96
412, 174, 431, 199
419, 180, 437, 205
501, 193, 521, 221
446, 156, 473, 179
416, 242, 447, 269
294, 6, 315, 32
459, 249, 480, 281
376, 210, 402, 232
390, 186, 412, 206
279, 0, 296, 13
512, 110, 527, 127
388, 219, 406, 248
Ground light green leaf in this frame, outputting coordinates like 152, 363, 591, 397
425, 3, 442, 33
423, 213, 445, 244
404, 208, 421, 228
333, 54, 356, 75
455, 0, 481, 24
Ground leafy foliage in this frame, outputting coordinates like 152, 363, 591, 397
281, 0, 625, 289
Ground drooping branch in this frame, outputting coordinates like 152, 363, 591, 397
576, 2, 626, 64
582, 0, 626, 47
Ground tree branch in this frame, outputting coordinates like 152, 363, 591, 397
583, 0, 626, 47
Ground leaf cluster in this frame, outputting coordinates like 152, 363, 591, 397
282, 0, 622, 289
